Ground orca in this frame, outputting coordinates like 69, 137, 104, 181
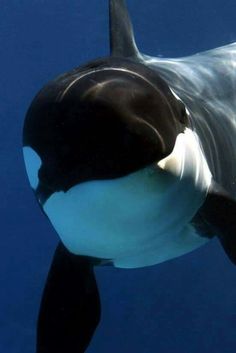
23, 0, 236, 352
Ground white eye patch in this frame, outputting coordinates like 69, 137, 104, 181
158, 128, 212, 193
23, 147, 42, 189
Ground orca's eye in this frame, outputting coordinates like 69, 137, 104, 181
168, 87, 189, 126
179, 102, 189, 125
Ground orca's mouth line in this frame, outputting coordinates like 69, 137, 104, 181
35, 181, 54, 206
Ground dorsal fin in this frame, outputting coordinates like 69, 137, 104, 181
109, 0, 140, 58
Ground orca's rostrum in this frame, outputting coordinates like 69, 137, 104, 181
23, 1, 236, 352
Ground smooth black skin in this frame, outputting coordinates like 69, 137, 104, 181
37, 242, 101, 353
23, 58, 188, 205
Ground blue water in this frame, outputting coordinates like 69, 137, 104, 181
1, 0, 236, 352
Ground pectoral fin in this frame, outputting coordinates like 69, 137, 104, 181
37, 242, 101, 353
199, 181, 236, 265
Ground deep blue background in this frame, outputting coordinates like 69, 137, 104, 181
1, 0, 236, 352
